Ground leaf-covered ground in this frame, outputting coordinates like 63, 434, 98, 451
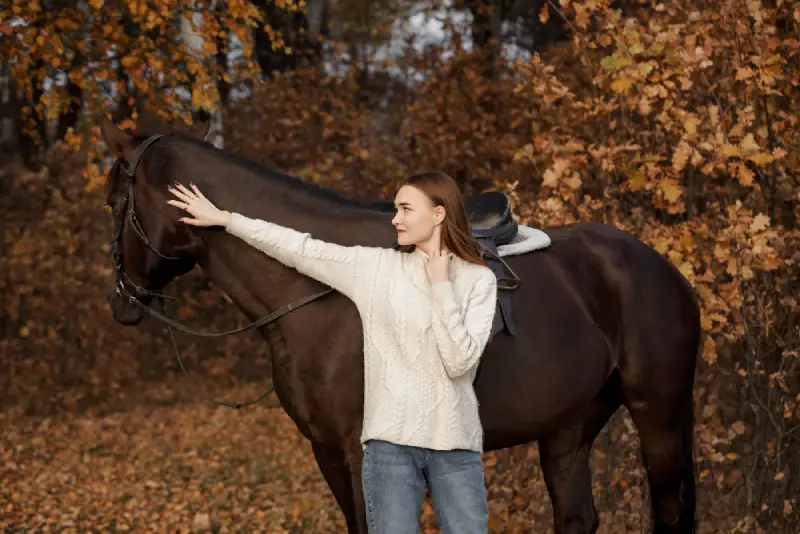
2, 378, 738, 533
1, 382, 346, 533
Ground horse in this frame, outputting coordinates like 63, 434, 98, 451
99, 116, 700, 534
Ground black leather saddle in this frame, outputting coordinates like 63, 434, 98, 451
466, 190, 518, 246
464, 191, 521, 339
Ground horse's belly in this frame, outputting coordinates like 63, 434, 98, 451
476, 316, 614, 449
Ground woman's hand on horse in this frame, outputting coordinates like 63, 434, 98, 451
167, 182, 231, 227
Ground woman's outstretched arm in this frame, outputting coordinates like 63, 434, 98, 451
167, 182, 383, 302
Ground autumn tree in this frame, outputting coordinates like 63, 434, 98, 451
0, 0, 311, 169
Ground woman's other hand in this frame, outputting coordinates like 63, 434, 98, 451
424, 249, 453, 285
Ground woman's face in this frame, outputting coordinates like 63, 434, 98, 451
392, 185, 444, 247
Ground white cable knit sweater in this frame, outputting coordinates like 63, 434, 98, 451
225, 213, 498, 452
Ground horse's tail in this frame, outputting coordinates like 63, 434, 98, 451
677, 308, 701, 534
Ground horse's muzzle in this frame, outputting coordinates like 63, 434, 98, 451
109, 292, 147, 325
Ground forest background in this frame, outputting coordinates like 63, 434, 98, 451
0, 0, 797, 532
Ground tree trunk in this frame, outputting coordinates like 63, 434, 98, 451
468, 0, 506, 66
252, 0, 321, 78
18, 60, 48, 170
182, 2, 225, 148
56, 54, 84, 141
215, 23, 230, 107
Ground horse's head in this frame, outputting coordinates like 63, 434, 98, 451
99, 116, 211, 325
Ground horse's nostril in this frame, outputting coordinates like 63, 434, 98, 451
110, 294, 146, 325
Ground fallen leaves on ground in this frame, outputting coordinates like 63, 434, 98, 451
0, 382, 345, 533
0, 378, 749, 533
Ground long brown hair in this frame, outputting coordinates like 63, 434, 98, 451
398, 171, 488, 268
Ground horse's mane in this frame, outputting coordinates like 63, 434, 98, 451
161, 132, 396, 214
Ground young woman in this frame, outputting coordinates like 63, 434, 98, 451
167, 171, 497, 533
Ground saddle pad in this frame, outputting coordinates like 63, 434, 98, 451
496, 225, 551, 257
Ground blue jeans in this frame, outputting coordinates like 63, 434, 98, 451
361, 439, 489, 534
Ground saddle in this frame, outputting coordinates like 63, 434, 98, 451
464, 191, 521, 338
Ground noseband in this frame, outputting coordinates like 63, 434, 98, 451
107, 134, 333, 408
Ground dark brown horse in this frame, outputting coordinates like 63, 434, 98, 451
99, 117, 700, 534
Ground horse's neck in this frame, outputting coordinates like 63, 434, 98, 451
175, 145, 393, 312
196, 177, 394, 321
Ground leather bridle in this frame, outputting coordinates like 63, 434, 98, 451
108, 134, 333, 408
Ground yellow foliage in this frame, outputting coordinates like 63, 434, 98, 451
1, 0, 274, 148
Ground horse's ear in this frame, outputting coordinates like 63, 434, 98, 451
185, 120, 212, 143
99, 115, 133, 160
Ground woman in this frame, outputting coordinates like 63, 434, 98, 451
167, 171, 497, 533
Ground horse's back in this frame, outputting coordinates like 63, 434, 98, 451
511, 220, 697, 311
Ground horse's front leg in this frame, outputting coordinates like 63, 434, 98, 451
311, 441, 368, 533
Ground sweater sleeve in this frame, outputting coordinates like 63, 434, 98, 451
430, 269, 497, 379
225, 212, 381, 302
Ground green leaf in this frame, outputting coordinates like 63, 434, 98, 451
637, 62, 654, 76
601, 54, 632, 72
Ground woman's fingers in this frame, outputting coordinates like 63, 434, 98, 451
166, 199, 188, 210
168, 185, 193, 204
175, 182, 193, 195
169, 184, 212, 211
190, 183, 208, 200
171, 183, 216, 213
167, 188, 204, 216
174, 183, 202, 204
